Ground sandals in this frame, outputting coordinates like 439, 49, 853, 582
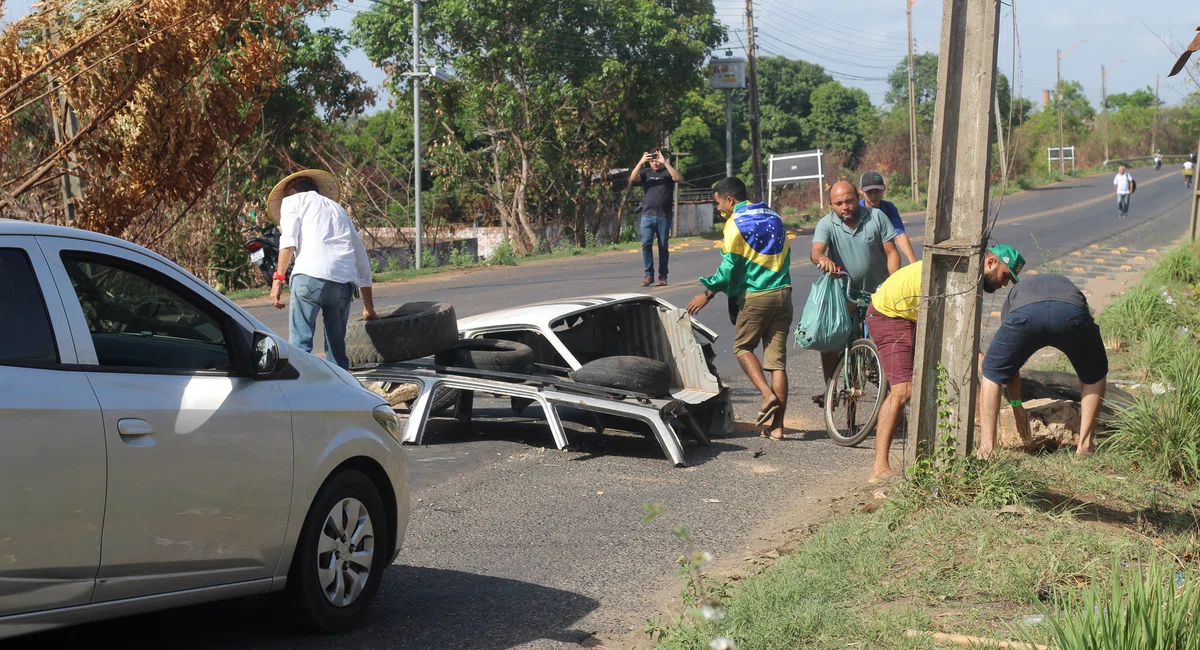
755, 398, 782, 427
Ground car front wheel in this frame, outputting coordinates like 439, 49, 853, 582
288, 470, 391, 633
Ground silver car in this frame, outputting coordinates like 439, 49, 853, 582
0, 221, 410, 639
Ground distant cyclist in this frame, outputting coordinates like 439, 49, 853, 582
1185, 160, 1194, 188
1154, 150, 1163, 170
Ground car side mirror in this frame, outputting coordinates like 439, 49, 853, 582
252, 330, 290, 378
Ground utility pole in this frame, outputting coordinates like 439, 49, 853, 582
1056, 48, 1064, 175
994, 89, 1007, 184
1152, 74, 1160, 156
745, 0, 765, 202
412, 0, 423, 269
907, 0, 920, 203
43, 27, 83, 226
906, 0, 1002, 461
725, 88, 734, 178
1101, 64, 1109, 164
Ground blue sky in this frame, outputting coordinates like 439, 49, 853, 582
4, 0, 1197, 114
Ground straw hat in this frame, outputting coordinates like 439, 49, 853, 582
265, 169, 341, 223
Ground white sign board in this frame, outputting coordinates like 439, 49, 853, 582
1047, 146, 1076, 173
709, 57, 746, 90
768, 150, 825, 209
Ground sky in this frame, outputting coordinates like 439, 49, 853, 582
3, 0, 1198, 115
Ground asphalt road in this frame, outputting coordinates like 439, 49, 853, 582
13, 164, 1194, 650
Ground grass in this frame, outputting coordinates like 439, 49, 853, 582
654, 243, 1200, 650
654, 454, 1200, 650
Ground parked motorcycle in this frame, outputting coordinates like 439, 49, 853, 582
243, 220, 293, 287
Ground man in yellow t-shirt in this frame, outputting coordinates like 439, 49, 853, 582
864, 245, 1021, 483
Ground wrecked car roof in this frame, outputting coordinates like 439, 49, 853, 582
458, 293, 718, 340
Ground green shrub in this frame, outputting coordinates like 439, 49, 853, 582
488, 240, 518, 266
1147, 244, 1200, 287
1098, 284, 1176, 343
1028, 557, 1200, 650
1105, 346, 1200, 484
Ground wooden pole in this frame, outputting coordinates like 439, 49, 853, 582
906, 0, 1003, 461
907, 0, 920, 203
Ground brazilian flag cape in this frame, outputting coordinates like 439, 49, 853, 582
700, 202, 791, 296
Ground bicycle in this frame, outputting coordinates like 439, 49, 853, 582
822, 273, 888, 447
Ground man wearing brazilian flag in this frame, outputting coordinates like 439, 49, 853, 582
687, 177, 793, 441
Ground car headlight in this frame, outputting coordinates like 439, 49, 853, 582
373, 404, 404, 444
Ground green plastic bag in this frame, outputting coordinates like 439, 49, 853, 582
794, 273, 851, 352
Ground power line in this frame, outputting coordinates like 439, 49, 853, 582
756, 31, 897, 71
759, 0, 908, 47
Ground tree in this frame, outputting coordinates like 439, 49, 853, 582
1105, 86, 1159, 111
0, 0, 325, 235
351, 0, 724, 252
1052, 80, 1096, 134
807, 81, 876, 161
885, 52, 939, 123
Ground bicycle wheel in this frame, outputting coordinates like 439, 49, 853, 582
824, 339, 888, 447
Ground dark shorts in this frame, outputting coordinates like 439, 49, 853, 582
733, 287, 793, 371
866, 303, 916, 385
982, 300, 1108, 385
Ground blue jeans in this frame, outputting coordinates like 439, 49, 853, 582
641, 214, 671, 279
1117, 193, 1131, 216
289, 274, 354, 369
982, 301, 1108, 386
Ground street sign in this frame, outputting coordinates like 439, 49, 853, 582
767, 149, 825, 209
1047, 146, 1076, 173
708, 57, 746, 89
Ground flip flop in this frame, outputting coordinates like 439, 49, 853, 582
755, 400, 781, 427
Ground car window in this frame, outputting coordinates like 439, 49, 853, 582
61, 254, 232, 372
0, 248, 59, 365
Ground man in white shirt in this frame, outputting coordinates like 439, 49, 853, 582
1113, 166, 1134, 219
1184, 160, 1194, 188
267, 169, 378, 369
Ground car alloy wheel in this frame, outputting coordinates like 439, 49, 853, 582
317, 497, 375, 607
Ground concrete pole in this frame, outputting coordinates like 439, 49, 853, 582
1152, 74, 1160, 156
1056, 49, 1064, 175
906, 0, 1002, 461
994, 89, 1006, 185
1190, 136, 1200, 242
1101, 65, 1108, 164
725, 89, 733, 179
745, 0, 765, 202
412, 0, 423, 269
907, 0, 920, 203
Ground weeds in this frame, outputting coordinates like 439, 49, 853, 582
1147, 244, 1200, 286
1105, 349, 1200, 485
487, 240, 518, 266
642, 503, 730, 646
1098, 284, 1177, 343
1031, 233, 1065, 275
1025, 557, 1200, 650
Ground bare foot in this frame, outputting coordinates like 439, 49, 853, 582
767, 428, 786, 441
868, 468, 899, 484
1076, 446, 1096, 458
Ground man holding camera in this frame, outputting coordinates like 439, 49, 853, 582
630, 149, 681, 287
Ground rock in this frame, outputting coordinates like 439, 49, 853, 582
365, 381, 421, 407
998, 398, 1081, 451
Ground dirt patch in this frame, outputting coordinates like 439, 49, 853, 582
598, 475, 880, 650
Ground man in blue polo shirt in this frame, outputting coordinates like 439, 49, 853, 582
859, 170, 917, 265
810, 180, 901, 406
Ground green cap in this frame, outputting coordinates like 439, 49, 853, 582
988, 244, 1025, 282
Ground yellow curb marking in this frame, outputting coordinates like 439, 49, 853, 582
1119, 246, 1129, 251
990, 311, 1002, 317
1070, 251, 1083, 256
1134, 256, 1146, 261
1147, 248, 1158, 253
1095, 275, 1110, 280
1089, 244, 1101, 249
1074, 267, 1086, 272
1026, 270, 1040, 275
1094, 258, 1106, 263
1121, 265, 1133, 270
1111, 249, 1122, 254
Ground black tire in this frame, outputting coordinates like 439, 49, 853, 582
286, 470, 390, 634
346, 302, 457, 367
569, 356, 672, 398
824, 339, 888, 447
423, 339, 536, 415
434, 339, 534, 374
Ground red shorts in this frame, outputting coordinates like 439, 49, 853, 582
866, 303, 916, 386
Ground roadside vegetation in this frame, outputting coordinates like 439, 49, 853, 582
650, 243, 1200, 650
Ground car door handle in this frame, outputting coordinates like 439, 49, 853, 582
117, 418, 154, 437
